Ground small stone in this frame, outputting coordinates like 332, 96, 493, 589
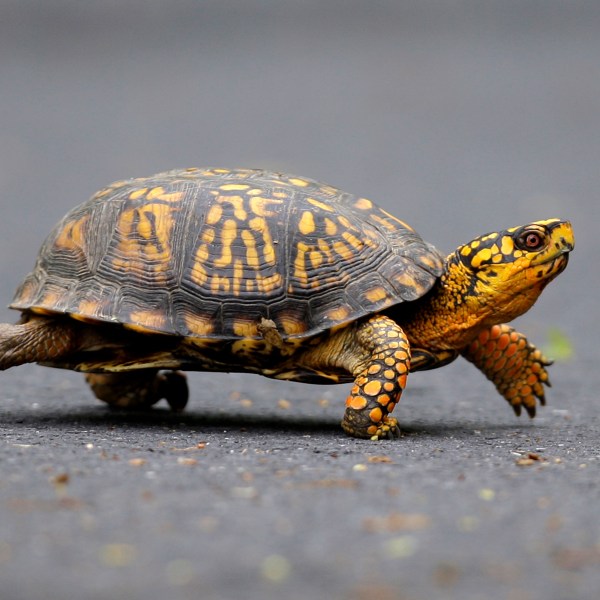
478, 488, 495, 501
384, 535, 418, 558
261, 554, 291, 583
353, 464, 368, 472
99, 543, 137, 567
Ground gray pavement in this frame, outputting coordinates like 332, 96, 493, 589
0, 2, 599, 599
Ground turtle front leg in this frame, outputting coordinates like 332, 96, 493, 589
341, 315, 411, 440
85, 370, 189, 412
461, 324, 552, 417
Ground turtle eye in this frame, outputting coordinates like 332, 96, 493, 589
516, 230, 546, 251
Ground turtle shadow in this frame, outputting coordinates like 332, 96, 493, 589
3, 403, 533, 439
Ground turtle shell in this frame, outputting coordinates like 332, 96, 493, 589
11, 168, 445, 340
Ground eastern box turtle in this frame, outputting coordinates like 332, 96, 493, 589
0, 168, 574, 439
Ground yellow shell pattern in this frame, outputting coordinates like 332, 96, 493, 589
11, 168, 444, 341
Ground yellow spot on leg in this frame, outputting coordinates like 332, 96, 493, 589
363, 380, 382, 397
369, 407, 383, 423
347, 395, 368, 410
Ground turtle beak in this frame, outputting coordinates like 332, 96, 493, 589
533, 220, 573, 280
546, 220, 575, 255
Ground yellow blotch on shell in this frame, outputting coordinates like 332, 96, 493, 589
309, 251, 324, 269
354, 198, 373, 210
337, 215, 353, 229
219, 195, 247, 220
364, 287, 388, 303
326, 305, 351, 322
308, 197, 334, 212
158, 191, 185, 203
127, 310, 167, 332
232, 259, 244, 296
195, 244, 210, 263
249, 197, 283, 217
333, 240, 354, 260
76, 299, 102, 318
55, 215, 88, 252
293, 241, 310, 285
324, 218, 338, 236
189, 260, 208, 286
342, 231, 364, 251
129, 188, 148, 200
241, 230, 260, 268
249, 217, 276, 265
298, 211, 316, 235
419, 254, 441, 269
202, 229, 215, 244
393, 270, 419, 288
379, 210, 415, 232
256, 273, 283, 293
369, 214, 396, 231
289, 178, 309, 187
146, 187, 166, 200
210, 275, 231, 293
39, 291, 61, 308
232, 319, 259, 337
214, 219, 237, 268
184, 313, 214, 336
219, 184, 250, 191
278, 315, 306, 335
206, 204, 223, 225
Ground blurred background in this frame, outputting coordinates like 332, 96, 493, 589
0, 0, 598, 356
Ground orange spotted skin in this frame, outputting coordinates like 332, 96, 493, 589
0, 168, 575, 440
462, 324, 552, 417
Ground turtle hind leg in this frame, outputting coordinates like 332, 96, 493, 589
85, 370, 189, 412
0, 316, 78, 371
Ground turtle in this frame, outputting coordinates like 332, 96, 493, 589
0, 168, 574, 439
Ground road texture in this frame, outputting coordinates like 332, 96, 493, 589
0, 2, 598, 599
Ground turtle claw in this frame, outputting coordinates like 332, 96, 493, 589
370, 417, 401, 441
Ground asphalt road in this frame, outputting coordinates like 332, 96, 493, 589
0, 2, 599, 600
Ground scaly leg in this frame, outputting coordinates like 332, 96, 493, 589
85, 370, 189, 412
461, 324, 552, 417
341, 315, 411, 440
0, 316, 78, 370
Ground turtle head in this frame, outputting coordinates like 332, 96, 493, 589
451, 218, 574, 322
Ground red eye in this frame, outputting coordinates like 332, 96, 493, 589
516, 230, 545, 251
